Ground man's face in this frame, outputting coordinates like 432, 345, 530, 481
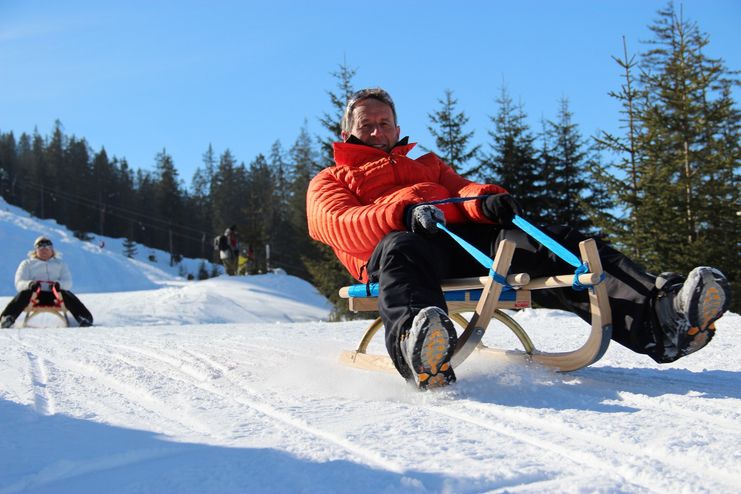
341, 98, 400, 153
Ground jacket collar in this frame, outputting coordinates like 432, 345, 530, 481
333, 137, 415, 167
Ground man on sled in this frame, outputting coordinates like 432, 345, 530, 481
1, 236, 94, 328
306, 87, 731, 389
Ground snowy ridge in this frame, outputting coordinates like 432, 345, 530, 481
0, 197, 188, 295
0, 197, 740, 493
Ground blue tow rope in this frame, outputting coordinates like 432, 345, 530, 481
436, 222, 509, 286
425, 198, 603, 291
510, 215, 596, 291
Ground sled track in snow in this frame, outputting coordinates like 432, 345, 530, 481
99, 338, 741, 491
6, 334, 55, 416
100, 341, 406, 474
6, 330, 740, 492
430, 397, 739, 493
24, 350, 55, 416
581, 367, 741, 432
9, 335, 394, 471
612, 391, 741, 434
9, 335, 216, 436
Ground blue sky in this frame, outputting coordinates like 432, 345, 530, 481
2, 0, 739, 185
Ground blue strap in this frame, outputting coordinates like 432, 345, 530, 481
512, 215, 603, 291
345, 283, 517, 302
436, 222, 509, 287
571, 263, 589, 292
415, 197, 605, 291
512, 215, 581, 268
422, 195, 490, 206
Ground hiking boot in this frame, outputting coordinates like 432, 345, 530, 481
1, 315, 15, 329
655, 267, 731, 361
401, 307, 457, 390
77, 317, 93, 327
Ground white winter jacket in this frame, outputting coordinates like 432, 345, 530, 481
14, 256, 73, 292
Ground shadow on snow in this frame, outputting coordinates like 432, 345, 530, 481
0, 399, 445, 494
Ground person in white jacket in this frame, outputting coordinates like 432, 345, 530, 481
1, 236, 93, 328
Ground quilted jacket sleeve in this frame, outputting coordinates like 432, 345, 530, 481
14, 260, 32, 292
307, 170, 410, 256
57, 261, 73, 291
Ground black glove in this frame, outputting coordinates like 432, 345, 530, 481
481, 194, 523, 227
406, 204, 445, 235
53, 282, 61, 291
28, 281, 40, 291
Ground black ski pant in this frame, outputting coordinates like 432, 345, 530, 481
1, 289, 94, 325
366, 224, 662, 378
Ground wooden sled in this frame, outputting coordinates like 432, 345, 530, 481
339, 237, 612, 374
22, 286, 70, 328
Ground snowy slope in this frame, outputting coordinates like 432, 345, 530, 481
0, 198, 194, 295
0, 198, 740, 494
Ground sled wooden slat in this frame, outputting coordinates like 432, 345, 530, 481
339, 238, 612, 374
347, 289, 531, 313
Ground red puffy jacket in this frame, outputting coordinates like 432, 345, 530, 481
306, 141, 507, 282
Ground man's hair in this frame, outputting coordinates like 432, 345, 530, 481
341, 88, 397, 134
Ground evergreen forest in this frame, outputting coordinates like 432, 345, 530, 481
1, 4, 738, 314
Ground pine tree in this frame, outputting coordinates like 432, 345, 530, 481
64, 137, 94, 234
288, 123, 316, 238
243, 153, 275, 272
703, 82, 741, 308
318, 60, 356, 166
640, 3, 739, 300
210, 149, 245, 237
133, 169, 157, 247
197, 260, 210, 280
44, 122, 67, 223
152, 149, 184, 264
28, 130, 48, 218
592, 36, 650, 258
424, 89, 480, 173
192, 146, 216, 214
269, 140, 290, 215
543, 98, 592, 231
91, 148, 117, 236
190, 145, 217, 259
267, 140, 296, 274
123, 236, 138, 258
595, 2, 740, 311
477, 87, 548, 224
0, 131, 18, 201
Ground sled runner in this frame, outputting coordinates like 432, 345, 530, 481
23, 281, 70, 327
339, 214, 612, 374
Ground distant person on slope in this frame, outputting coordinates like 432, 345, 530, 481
306, 87, 732, 390
218, 225, 240, 276
1, 236, 94, 328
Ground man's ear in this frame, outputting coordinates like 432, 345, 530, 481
341, 131, 349, 142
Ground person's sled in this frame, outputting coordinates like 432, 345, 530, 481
338, 214, 612, 374
22, 281, 70, 327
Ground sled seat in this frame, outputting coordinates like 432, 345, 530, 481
23, 284, 70, 327
338, 237, 612, 374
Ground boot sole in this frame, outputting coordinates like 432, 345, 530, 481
411, 316, 457, 390
687, 268, 730, 333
